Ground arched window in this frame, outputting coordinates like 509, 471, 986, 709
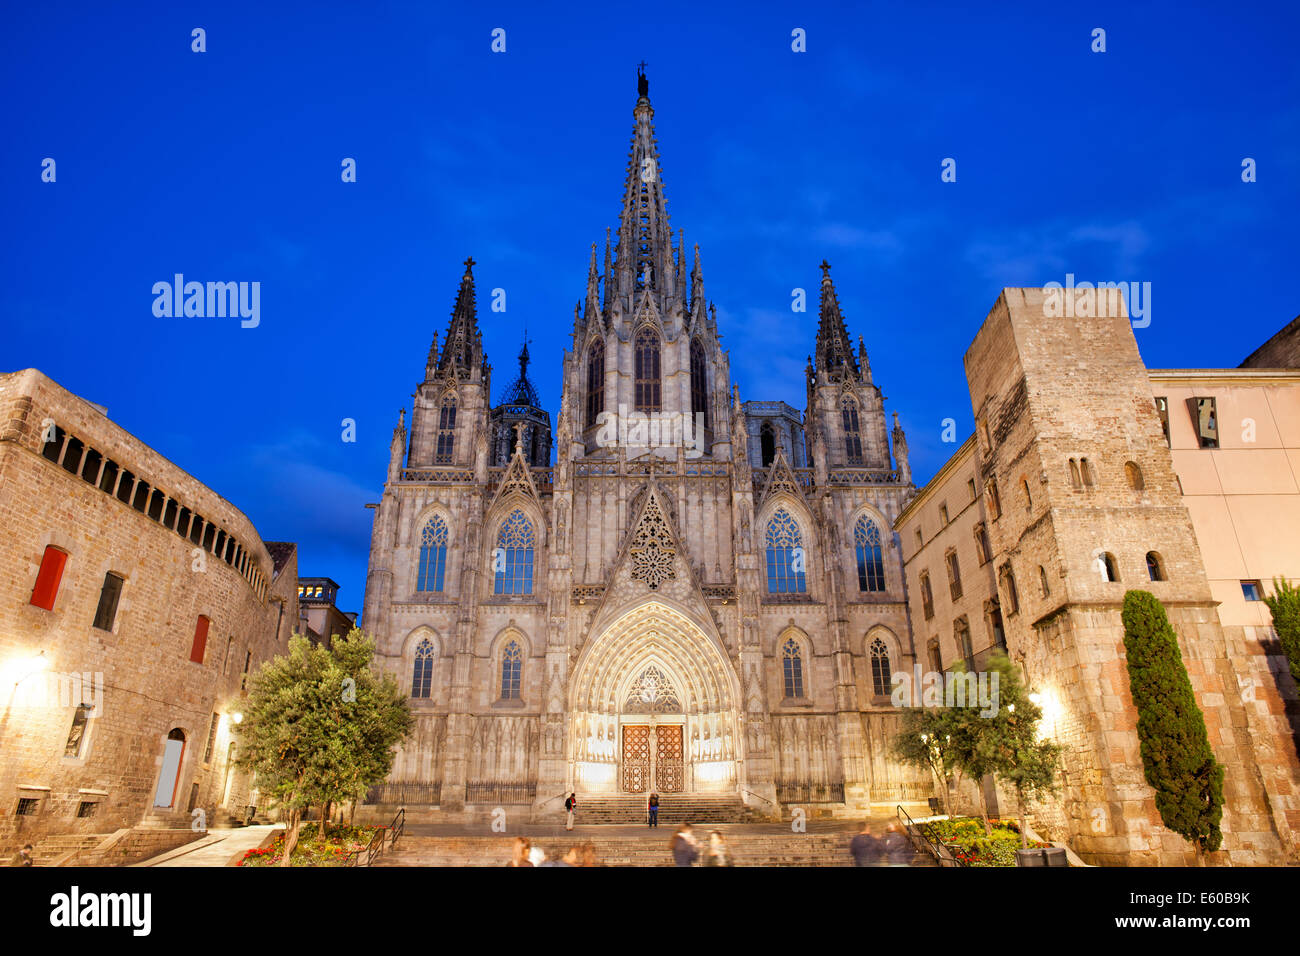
586, 339, 605, 428
411, 638, 435, 698
153, 728, 186, 808
417, 516, 448, 592
435, 394, 457, 463
782, 636, 805, 698
690, 339, 709, 428
1069, 458, 1083, 491
842, 398, 863, 465
870, 637, 892, 696
1080, 457, 1095, 488
760, 422, 777, 467
1146, 551, 1165, 581
1020, 477, 1032, 512
500, 640, 522, 700
634, 328, 661, 412
1125, 461, 1144, 491
985, 479, 1002, 518
854, 515, 885, 592
1039, 564, 1051, 598
765, 509, 807, 594
494, 510, 535, 595
1098, 552, 1120, 582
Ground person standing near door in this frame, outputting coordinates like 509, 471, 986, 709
564, 792, 577, 831
648, 791, 660, 828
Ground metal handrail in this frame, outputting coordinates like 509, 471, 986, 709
345, 807, 405, 868
739, 788, 780, 810
896, 804, 964, 868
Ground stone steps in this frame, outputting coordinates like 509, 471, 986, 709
376, 833, 931, 867
565, 795, 766, 825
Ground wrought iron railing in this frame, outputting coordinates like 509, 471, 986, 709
346, 807, 405, 868
775, 782, 845, 804
365, 782, 440, 806
464, 782, 537, 804
896, 804, 964, 867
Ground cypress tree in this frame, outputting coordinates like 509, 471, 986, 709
1121, 590, 1224, 852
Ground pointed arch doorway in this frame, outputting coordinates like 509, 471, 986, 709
569, 600, 742, 795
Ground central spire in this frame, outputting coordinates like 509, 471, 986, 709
612, 64, 676, 311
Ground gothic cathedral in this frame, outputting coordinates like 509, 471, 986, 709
360, 68, 931, 820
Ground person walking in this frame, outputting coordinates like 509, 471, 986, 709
9, 844, 33, 866
508, 837, 533, 867
564, 792, 577, 831
849, 822, 882, 866
578, 841, 600, 867
702, 830, 734, 866
882, 823, 911, 866
647, 791, 659, 828
670, 823, 699, 867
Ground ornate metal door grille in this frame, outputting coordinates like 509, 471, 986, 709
655, 725, 684, 792
623, 725, 650, 793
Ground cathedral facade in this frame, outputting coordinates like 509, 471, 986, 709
359, 70, 930, 820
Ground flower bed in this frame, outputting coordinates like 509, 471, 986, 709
237, 823, 378, 867
925, 817, 1052, 867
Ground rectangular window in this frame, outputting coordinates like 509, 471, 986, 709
16, 798, 40, 816
939, 504, 949, 526
64, 704, 92, 758
920, 572, 934, 620
1000, 563, 1021, 615
92, 572, 124, 631
955, 619, 973, 668
30, 545, 69, 610
928, 639, 942, 672
974, 524, 992, 566
190, 615, 210, 664
967, 478, 977, 501
76, 801, 98, 818
946, 552, 963, 601
1154, 396, 1170, 446
204, 713, 220, 763
1188, 397, 1218, 448
1241, 580, 1263, 602
241, 651, 252, 689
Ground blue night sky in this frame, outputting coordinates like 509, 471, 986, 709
3, 1, 1297, 616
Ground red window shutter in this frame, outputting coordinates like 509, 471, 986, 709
30, 546, 68, 610
190, 616, 210, 664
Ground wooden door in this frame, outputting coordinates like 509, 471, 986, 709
622, 725, 650, 793
654, 725, 684, 792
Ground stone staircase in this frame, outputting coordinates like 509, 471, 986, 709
564, 794, 767, 825
376, 830, 932, 867
24, 833, 110, 866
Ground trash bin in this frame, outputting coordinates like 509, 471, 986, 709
1015, 846, 1068, 867
244, 805, 257, 826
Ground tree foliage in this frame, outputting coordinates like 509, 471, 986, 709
1121, 590, 1224, 853
1264, 577, 1300, 686
891, 707, 962, 816
234, 629, 411, 864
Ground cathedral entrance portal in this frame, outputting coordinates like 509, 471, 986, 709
621, 723, 684, 793
569, 601, 742, 796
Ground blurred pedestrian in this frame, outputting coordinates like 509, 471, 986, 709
528, 846, 547, 867
579, 841, 600, 867
670, 823, 699, 867
882, 823, 911, 866
648, 791, 659, 828
849, 822, 882, 866
508, 837, 533, 867
702, 830, 734, 866
9, 844, 33, 867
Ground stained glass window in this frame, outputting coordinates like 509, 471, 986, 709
854, 516, 885, 592
782, 637, 804, 698
411, 638, 434, 698
494, 510, 535, 595
436, 394, 457, 462
765, 509, 807, 594
418, 516, 448, 592
501, 640, 522, 700
842, 398, 863, 465
870, 637, 892, 696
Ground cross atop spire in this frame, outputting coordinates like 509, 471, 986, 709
637, 61, 649, 97
464, 255, 475, 273
819, 259, 832, 278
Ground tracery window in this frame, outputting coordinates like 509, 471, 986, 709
690, 339, 709, 428
854, 516, 885, 592
411, 638, 434, 698
782, 637, 805, 698
624, 665, 682, 713
870, 637, 892, 697
842, 398, 863, 465
765, 509, 807, 594
500, 640, 522, 700
417, 516, 448, 592
435, 394, 457, 463
586, 339, 605, 428
634, 328, 661, 412
493, 510, 535, 595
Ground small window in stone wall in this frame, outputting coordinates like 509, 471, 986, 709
985, 479, 1002, 519
30, 545, 68, 611
1038, 565, 1051, 598
190, 616, 210, 664
1069, 458, 1082, 491
1097, 552, 1120, 582
65, 704, 93, 758
1080, 458, 1095, 488
1146, 552, 1166, 582
16, 797, 40, 816
1241, 580, 1263, 602
93, 572, 124, 631
76, 801, 98, 818
1189, 397, 1219, 449
1125, 461, 1144, 491
1155, 396, 1171, 446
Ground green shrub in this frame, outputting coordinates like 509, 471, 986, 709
1121, 590, 1224, 852
1264, 577, 1300, 686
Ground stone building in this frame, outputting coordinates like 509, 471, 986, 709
0, 369, 297, 855
895, 288, 1300, 865
360, 68, 929, 820
297, 576, 357, 649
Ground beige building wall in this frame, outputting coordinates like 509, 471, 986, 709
0, 369, 296, 854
